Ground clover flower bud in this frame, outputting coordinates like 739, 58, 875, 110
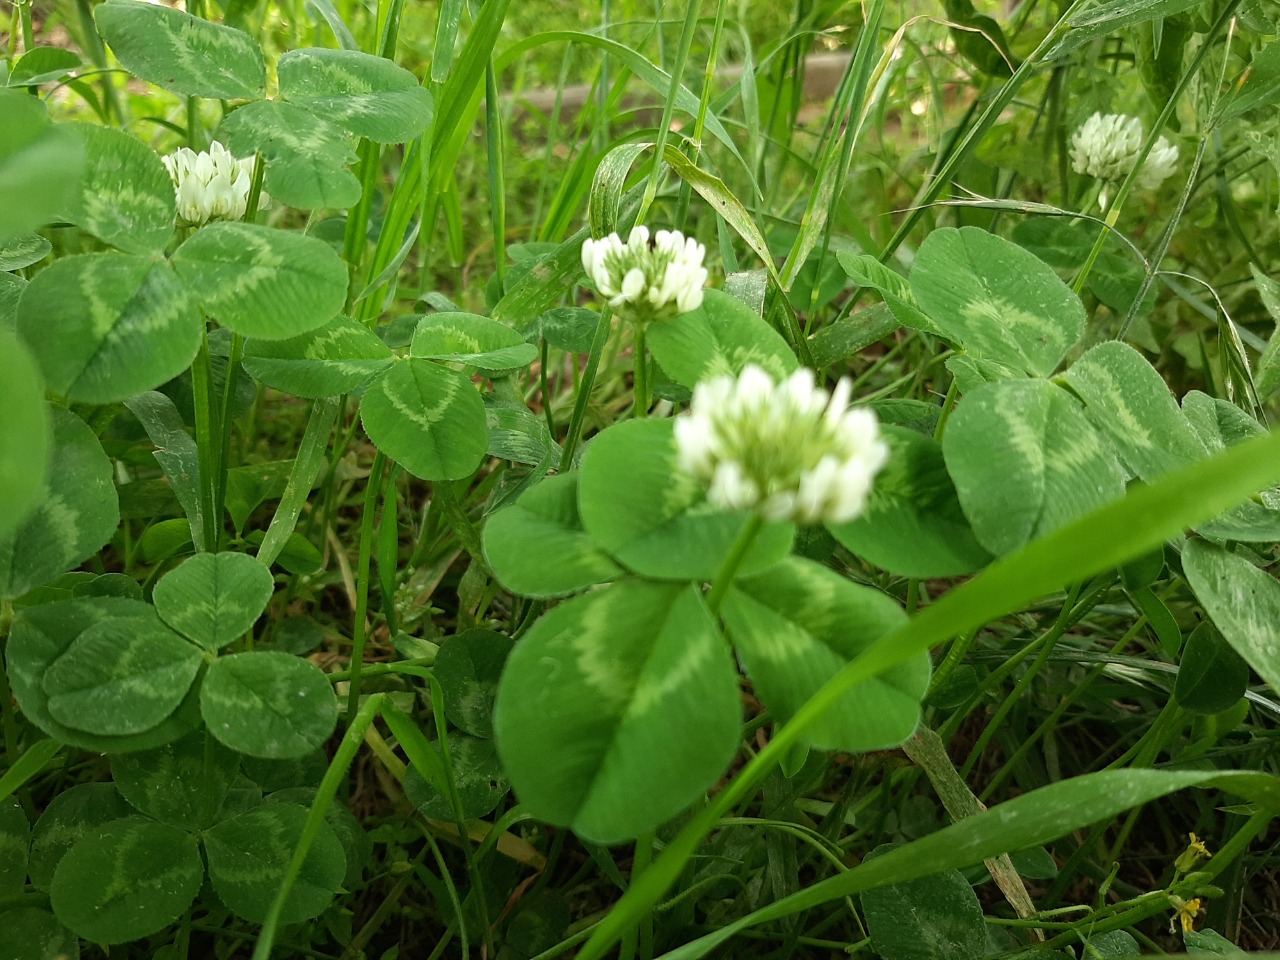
580, 226, 708, 321
673, 364, 889, 525
162, 140, 269, 227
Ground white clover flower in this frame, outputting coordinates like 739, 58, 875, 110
162, 140, 268, 227
580, 225, 707, 320
673, 364, 889, 525
1070, 113, 1179, 200
1137, 135, 1179, 190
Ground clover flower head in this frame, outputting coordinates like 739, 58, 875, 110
1070, 113, 1179, 203
580, 226, 707, 320
162, 140, 268, 227
673, 364, 889, 525
1137, 134, 1179, 189
1070, 112, 1144, 182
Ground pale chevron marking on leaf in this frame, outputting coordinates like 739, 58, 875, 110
82, 256, 124, 341
569, 594, 633, 709
156, 10, 261, 95
82, 184, 171, 242
958, 296, 1068, 373
35, 494, 81, 567
382, 361, 461, 430
630, 596, 717, 714
287, 55, 380, 95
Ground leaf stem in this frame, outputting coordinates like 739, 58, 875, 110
705, 513, 765, 616
559, 308, 613, 471
632, 321, 649, 418
347, 451, 387, 721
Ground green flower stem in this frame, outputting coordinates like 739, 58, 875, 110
251, 693, 387, 960
559, 308, 614, 472
191, 330, 221, 553
632, 322, 650, 418
213, 332, 244, 536
346, 451, 387, 722
705, 513, 765, 616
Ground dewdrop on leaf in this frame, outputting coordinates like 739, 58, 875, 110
580, 226, 707, 321
162, 140, 269, 227
673, 364, 889, 525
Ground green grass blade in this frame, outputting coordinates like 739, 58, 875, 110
0, 738, 61, 804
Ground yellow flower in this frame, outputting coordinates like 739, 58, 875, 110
1175, 832, 1213, 874
1189, 833, 1211, 859
1175, 896, 1202, 933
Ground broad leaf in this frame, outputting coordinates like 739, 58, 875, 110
861, 864, 986, 960
0, 91, 84, 243
8, 601, 200, 752
171, 222, 348, 339
410, 312, 538, 371
483, 472, 622, 598
1182, 391, 1280, 542
433, 628, 513, 739
0, 907, 79, 960
0, 799, 28, 897
1061, 341, 1206, 478
0, 331, 48, 539
910, 227, 1084, 376
50, 817, 203, 944
201, 651, 338, 758
152, 551, 274, 650
577, 418, 794, 581
242, 314, 392, 398
61, 122, 175, 254
219, 99, 362, 210
0, 407, 120, 599
278, 47, 434, 143
359, 358, 488, 480
95, 0, 265, 100
1175, 622, 1248, 716
829, 426, 991, 577
204, 803, 345, 924
28, 783, 133, 891
6, 47, 81, 87
110, 730, 241, 830
404, 732, 509, 819
495, 581, 741, 843
723, 558, 928, 751
1182, 540, 1280, 696
0, 233, 51, 270
646, 289, 797, 389
41, 615, 203, 736
942, 379, 1126, 555
17, 253, 199, 403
